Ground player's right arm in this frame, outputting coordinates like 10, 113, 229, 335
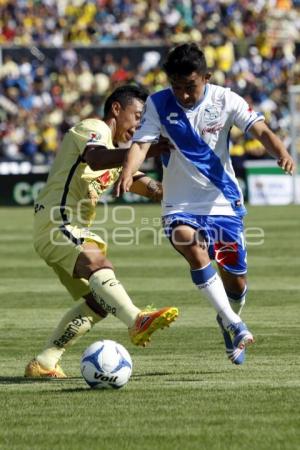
83, 137, 172, 171
83, 146, 127, 171
70, 118, 131, 170
249, 121, 295, 175
115, 96, 162, 196
115, 142, 152, 195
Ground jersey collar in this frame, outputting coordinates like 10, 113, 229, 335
172, 84, 209, 112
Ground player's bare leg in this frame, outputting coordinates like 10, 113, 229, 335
74, 242, 178, 347
25, 241, 178, 378
171, 225, 253, 363
171, 225, 243, 327
74, 242, 141, 325
218, 266, 247, 315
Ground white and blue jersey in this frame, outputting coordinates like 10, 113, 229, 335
133, 83, 264, 218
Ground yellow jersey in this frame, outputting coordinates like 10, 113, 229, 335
35, 118, 121, 227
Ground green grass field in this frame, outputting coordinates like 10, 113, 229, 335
0, 205, 299, 450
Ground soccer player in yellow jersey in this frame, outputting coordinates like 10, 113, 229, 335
25, 85, 178, 378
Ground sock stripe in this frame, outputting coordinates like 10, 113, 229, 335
88, 267, 114, 280
191, 264, 216, 285
226, 285, 247, 301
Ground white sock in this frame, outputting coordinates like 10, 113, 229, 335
89, 268, 140, 327
191, 263, 241, 328
37, 301, 103, 370
228, 286, 247, 315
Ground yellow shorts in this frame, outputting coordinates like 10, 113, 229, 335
34, 220, 107, 301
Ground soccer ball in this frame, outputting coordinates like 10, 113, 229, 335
80, 340, 132, 389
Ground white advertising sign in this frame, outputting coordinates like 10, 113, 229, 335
248, 175, 300, 205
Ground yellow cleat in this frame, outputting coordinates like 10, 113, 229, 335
129, 306, 179, 347
24, 358, 67, 379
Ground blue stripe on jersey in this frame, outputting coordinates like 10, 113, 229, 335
151, 89, 246, 216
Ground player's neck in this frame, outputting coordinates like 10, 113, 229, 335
105, 117, 117, 142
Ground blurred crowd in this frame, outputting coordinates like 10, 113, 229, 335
1, 0, 300, 174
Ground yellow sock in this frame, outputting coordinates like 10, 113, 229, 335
89, 268, 140, 327
36, 301, 103, 370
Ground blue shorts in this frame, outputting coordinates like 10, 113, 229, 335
162, 213, 247, 275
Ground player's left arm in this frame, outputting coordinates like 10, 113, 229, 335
249, 121, 295, 175
129, 173, 163, 201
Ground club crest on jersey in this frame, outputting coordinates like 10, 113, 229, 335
204, 105, 220, 121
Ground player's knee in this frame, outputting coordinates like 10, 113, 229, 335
175, 243, 209, 268
86, 254, 113, 275
226, 280, 247, 299
75, 250, 114, 279
171, 226, 196, 246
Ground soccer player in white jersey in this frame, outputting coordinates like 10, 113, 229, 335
116, 44, 295, 364
25, 85, 178, 378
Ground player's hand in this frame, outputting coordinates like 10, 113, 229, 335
277, 154, 295, 175
115, 171, 133, 197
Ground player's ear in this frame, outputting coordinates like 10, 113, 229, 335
111, 101, 122, 118
205, 72, 212, 82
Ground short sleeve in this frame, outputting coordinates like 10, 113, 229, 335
133, 97, 162, 142
70, 118, 113, 155
229, 91, 264, 132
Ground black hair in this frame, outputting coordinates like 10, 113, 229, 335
163, 43, 207, 78
103, 84, 148, 118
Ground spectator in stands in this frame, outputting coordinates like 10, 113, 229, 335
0, 0, 299, 166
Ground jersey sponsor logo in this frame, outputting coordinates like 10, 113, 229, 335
166, 112, 179, 124
214, 242, 238, 266
87, 169, 119, 206
202, 124, 223, 135
88, 132, 102, 143
97, 171, 111, 186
